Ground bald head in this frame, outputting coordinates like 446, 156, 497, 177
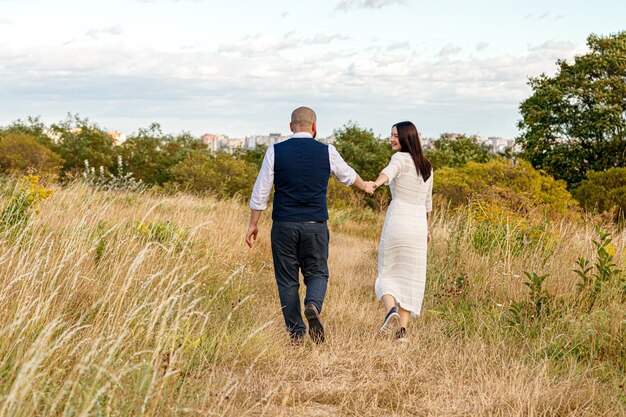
290, 106, 317, 134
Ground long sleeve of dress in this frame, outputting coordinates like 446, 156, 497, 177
380, 152, 404, 185
425, 170, 433, 213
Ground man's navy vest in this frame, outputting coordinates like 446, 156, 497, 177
272, 137, 331, 222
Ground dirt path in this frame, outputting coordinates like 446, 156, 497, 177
221, 230, 614, 417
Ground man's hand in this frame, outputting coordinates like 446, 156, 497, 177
363, 181, 377, 195
246, 210, 263, 248
246, 224, 259, 248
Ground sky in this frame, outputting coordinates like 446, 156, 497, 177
0, 0, 624, 139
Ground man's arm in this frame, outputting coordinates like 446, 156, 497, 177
352, 174, 376, 195
328, 145, 375, 194
246, 147, 274, 248
246, 209, 262, 248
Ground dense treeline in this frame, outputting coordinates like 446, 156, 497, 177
0, 113, 621, 222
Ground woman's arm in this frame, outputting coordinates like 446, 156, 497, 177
373, 173, 389, 189
426, 171, 433, 244
374, 153, 402, 190
426, 211, 431, 244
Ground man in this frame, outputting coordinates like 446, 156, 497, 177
246, 106, 375, 344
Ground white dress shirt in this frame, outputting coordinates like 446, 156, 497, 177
249, 132, 357, 210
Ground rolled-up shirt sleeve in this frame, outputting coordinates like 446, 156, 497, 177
328, 144, 356, 186
249, 146, 274, 210
380, 152, 404, 185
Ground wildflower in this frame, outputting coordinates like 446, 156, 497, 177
605, 243, 616, 258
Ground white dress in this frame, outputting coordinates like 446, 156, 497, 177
375, 152, 433, 317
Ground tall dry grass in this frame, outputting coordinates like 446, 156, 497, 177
0, 182, 624, 416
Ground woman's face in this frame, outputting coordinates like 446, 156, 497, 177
390, 127, 401, 151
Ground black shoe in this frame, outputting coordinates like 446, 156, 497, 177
395, 327, 407, 341
304, 304, 325, 344
379, 306, 400, 333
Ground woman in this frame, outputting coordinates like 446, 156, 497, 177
373, 121, 433, 340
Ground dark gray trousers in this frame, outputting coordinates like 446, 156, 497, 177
271, 221, 329, 339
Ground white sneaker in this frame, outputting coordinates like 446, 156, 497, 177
379, 306, 400, 333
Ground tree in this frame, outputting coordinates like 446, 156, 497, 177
163, 131, 208, 163
333, 122, 392, 183
0, 133, 63, 177
233, 144, 268, 169
51, 114, 115, 177
517, 31, 626, 186
425, 133, 494, 169
119, 124, 208, 185
333, 122, 392, 209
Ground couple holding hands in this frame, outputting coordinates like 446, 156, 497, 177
246, 106, 433, 344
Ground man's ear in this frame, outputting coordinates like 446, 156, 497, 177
312, 121, 317, 136
289, 122, 294, 133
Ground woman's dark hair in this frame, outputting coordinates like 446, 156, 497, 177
393, 121, 432, 181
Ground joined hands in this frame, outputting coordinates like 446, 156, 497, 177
363, 181, 378, 195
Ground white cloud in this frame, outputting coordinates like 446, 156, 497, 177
219, 32, 299, 56
335, 0, 406, 11
476, 42, 489, 52
0, 34, 588, 137
438, 44, 462, 57
309, 33, 349, 44
0, 17, 14, 24
527, 40, 576, 53
86, 24, 123, 39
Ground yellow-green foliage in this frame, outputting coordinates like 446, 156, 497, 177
434, 158, 578, 217
169, 151, 257, 199
0, 133, 63, 178
0, 175, 55, 232
128, 219, 190, 248
327, 177, 363, 210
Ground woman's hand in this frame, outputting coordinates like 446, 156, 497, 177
363, 181, 377, 195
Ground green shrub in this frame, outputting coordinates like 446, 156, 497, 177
462, 201, 560, 257
571, 168, 626, 222
232, 144, 268, 170
434, 158, 577, 218
0, 175, 55, 233
0, 133, 63, 178
129, 219, 190, 248
327, 177, 364, 210
169, 151, 257, 199
574, 227, 624, 310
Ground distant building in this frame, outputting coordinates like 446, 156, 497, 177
201, 133, 229, 153
420, 136, 436, 149
106, 130, 126, 145
485, 136, 517, 153
424, 133, 518, 154
43, 129, 62, 144
318, 134, 336, 145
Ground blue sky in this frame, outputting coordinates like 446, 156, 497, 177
0, 0, 624, 138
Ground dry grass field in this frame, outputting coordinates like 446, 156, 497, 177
0, 182, 625, 416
